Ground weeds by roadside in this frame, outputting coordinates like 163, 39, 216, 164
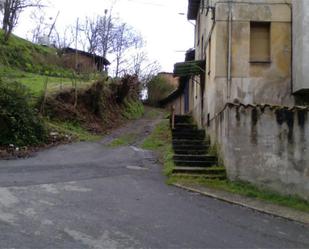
45, 120, 101, 142
141, 119, 175, 176
168, 176, 309, 213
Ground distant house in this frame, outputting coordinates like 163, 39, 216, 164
61, 47, 110, 73
159, 50, 196, 114
159, 77, 188, 115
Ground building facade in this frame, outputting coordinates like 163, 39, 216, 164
183, 0, 309, 199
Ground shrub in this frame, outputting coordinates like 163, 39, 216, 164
122, 99, 144, 120
147, 75, 176, 106
0, 79, 46, 146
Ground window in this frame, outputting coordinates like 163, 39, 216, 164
250, 22, 271, 62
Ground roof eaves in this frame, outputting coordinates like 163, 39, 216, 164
187, 0, 200, 20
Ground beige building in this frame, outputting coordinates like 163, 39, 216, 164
187, 0, 293, 126
179, 0, 309, 199
61, 47, 110, 73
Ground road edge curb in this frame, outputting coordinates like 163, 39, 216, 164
172, 183, 309, 226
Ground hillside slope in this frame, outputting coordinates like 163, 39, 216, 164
0, 30, 64, 75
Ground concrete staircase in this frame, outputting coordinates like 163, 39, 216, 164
172, 115, 226, 179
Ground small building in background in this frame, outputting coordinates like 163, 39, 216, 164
61, 47, 110, 73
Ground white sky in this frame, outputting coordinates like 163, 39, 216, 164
15, 0, 194, 72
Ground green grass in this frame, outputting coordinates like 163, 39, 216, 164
108, 133, 138, 148
168, 176, 309, 213
143, 108, 166, 119
0, 68, 94, 97
141, 119, 175, 176
0, 29, 62, 73
46, 120, 101, 142
122, 99, 145, 120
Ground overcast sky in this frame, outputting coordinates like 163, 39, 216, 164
15, 0, 194, 72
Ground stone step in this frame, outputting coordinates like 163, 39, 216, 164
172, 166, 226, 175
174, 123, 198, 131
173, 144, 209, 151
172, 173, 226, 180
173, 139, 209, 146
174, 160, 217, 167
172, 133, 206, 140
174, 115, 192, 124
172, 130, 205, 135
174, 154, 217, 162
173, 149, 208, 155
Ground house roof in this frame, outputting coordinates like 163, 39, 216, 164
187, 0, 200, 20
61, 47, 110, 66
174, 60, 205, 77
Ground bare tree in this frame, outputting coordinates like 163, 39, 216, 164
29, 9, 47, 43
1, 0, 43, 42
82, 16, 100, 53
51, 26, 74, 49
97, 9, 116, 59
112, 23, 142, 77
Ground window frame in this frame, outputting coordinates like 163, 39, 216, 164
249, 21, 272, 64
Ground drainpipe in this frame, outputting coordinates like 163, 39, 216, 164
227, 0, 232, 101
290, 3, 294, 95
226, 0, 233, 137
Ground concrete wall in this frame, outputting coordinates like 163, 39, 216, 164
209, 104, 309, 200
164, 94, 185, 115
192, 0, 294, 126
292, 0, 309, 94
188, 0, 309, 199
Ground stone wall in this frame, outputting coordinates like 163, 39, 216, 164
293, 0, 309, 94
209, 103, 309, 200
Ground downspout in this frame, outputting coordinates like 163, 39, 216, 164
227, 0, 233, 137
227, 0, 232, 101
290, 3, 294, 95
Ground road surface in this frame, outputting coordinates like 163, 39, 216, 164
0, 111, 308, 249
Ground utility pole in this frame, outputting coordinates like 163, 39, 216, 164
75, 17, 79, 71
47, 11, 60, 39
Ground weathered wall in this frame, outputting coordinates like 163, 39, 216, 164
193, 0, 294, 126
62, 54, 97, 73
164, 94, 185, 115
293, 0, 309, 94
189, 0, 308, 200
209, 104, 309, 200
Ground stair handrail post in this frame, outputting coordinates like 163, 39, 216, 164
171, 105, 175, 130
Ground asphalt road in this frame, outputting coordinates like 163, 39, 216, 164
0, 114, 308, 249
